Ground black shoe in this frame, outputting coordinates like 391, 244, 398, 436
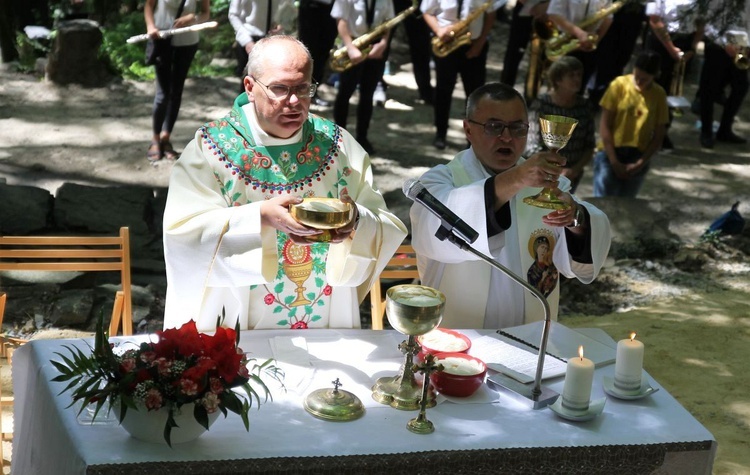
312, 96, 330, 107
690, 97, 701, 115
433, 137, 446, 150
417, 94, 434, 106
357, 137, 376, 155
700, 134, 714, 149
661, 135, 674, 152
715, 130, 747, 144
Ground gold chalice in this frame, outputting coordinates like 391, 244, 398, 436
290, 197, 354, 242
523, 114, 578, 210
371, 285, 445, 410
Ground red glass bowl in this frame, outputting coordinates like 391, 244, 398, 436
416, 328, 471, 363
430, 352, 487, 398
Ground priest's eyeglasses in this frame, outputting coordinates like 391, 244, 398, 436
468, 119, 530, 138
252, 76, 318, 100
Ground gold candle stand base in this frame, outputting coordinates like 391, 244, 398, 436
371, 336, 437, 410
523, 190, 571, 210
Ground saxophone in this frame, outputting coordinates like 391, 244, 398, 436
329, 3, 418, 72
431, 0, 494, 58
544, 1, 624, 61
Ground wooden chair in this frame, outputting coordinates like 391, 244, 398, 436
0, 227, 133, 340
369, 244, 420, 330
0, 227, 133, 454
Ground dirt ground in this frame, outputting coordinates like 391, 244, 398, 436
1, 17, 750, 474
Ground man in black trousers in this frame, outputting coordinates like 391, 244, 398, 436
298, 0, 338, 106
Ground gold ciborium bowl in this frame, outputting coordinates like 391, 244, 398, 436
290, 198, 354, 230
386, 285, 445, 336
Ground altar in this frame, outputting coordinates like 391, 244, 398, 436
12, 326, 715, 474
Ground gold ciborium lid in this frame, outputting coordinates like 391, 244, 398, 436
304, 378, 365, 422
386, 285, 445, 336
290, 198, 354, 230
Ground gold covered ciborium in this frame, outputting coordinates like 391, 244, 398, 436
523, 114, 578, 210
371, 285, 445, 410
290, 197, 355, 242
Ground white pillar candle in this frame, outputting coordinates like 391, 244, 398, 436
561, 346, 594, 411
614, 332, 644, 392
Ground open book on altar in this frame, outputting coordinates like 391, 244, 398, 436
470, 321, 617, 385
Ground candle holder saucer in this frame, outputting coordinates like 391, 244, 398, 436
602, 374, 659, 400
548, 396, 605, 422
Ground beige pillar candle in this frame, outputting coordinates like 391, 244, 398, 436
614, 332, 644, 392
561, 346, 594, 411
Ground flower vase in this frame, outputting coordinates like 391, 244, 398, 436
118, 404, 220, 444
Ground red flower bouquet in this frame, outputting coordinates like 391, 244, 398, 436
52, 314, 283, 446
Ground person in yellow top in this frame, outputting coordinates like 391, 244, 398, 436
593, 51, 668, 198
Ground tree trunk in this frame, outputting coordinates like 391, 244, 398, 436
0, 0, 19, 62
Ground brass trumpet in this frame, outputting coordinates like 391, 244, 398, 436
329, 4, 418, 72
431, 0, 494, 58
735, 47, 750, 70
544, 1, 624, 61
724, 30, 750, 70
669, 54, 687, 116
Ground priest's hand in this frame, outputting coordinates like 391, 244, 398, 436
327, 196, 360, 243
541, 192, 587, 236
260, 195, 323, 245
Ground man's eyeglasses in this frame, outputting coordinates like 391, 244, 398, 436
252, 76, 318, 100
468, 119, 529, 138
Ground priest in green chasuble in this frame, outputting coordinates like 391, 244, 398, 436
163, 35, 407, 331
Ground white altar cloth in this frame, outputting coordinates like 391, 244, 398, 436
12, 327, 716, 474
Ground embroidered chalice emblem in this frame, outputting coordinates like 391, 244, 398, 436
282, 240, 313, 307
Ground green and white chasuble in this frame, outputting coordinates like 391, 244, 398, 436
163, 94, 407, 331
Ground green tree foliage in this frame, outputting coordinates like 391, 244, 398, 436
100, 1, 236, 80
8, 0, 239, 80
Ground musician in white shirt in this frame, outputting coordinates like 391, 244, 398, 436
696, 0, 749, 148
331, 0, 395, 155
421, 0, 499, 150
229, 0, 287, 90
546, 0, 613, 94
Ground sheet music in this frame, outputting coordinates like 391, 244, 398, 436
470, 334, 568, 384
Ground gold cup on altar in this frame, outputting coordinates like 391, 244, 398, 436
290, 197, 354, 229
372, 285, 445, 410
523, 114, 578, 211
290, 197, 355, 242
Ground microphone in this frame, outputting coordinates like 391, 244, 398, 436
403, 178, 479, 244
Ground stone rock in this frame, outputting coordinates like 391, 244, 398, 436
587, 197, 680, 259
0, 183, 53, 233
674, 246, 710, 272
54, 183, 154, 236
45, 19, 110, 87
0, 284, 59, 325
48, 289, 93, 326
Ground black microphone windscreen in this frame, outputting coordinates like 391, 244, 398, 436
402, 178, 423, 200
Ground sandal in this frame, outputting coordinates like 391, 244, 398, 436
162, 140, 180, 161
147, 141, 162, 162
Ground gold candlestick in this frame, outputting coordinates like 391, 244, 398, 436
407, 354, 444, 434
523, 114, 578, 210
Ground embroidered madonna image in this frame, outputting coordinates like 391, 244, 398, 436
527, 230, 559, 297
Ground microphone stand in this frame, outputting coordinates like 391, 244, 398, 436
434, 225, 559, 409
